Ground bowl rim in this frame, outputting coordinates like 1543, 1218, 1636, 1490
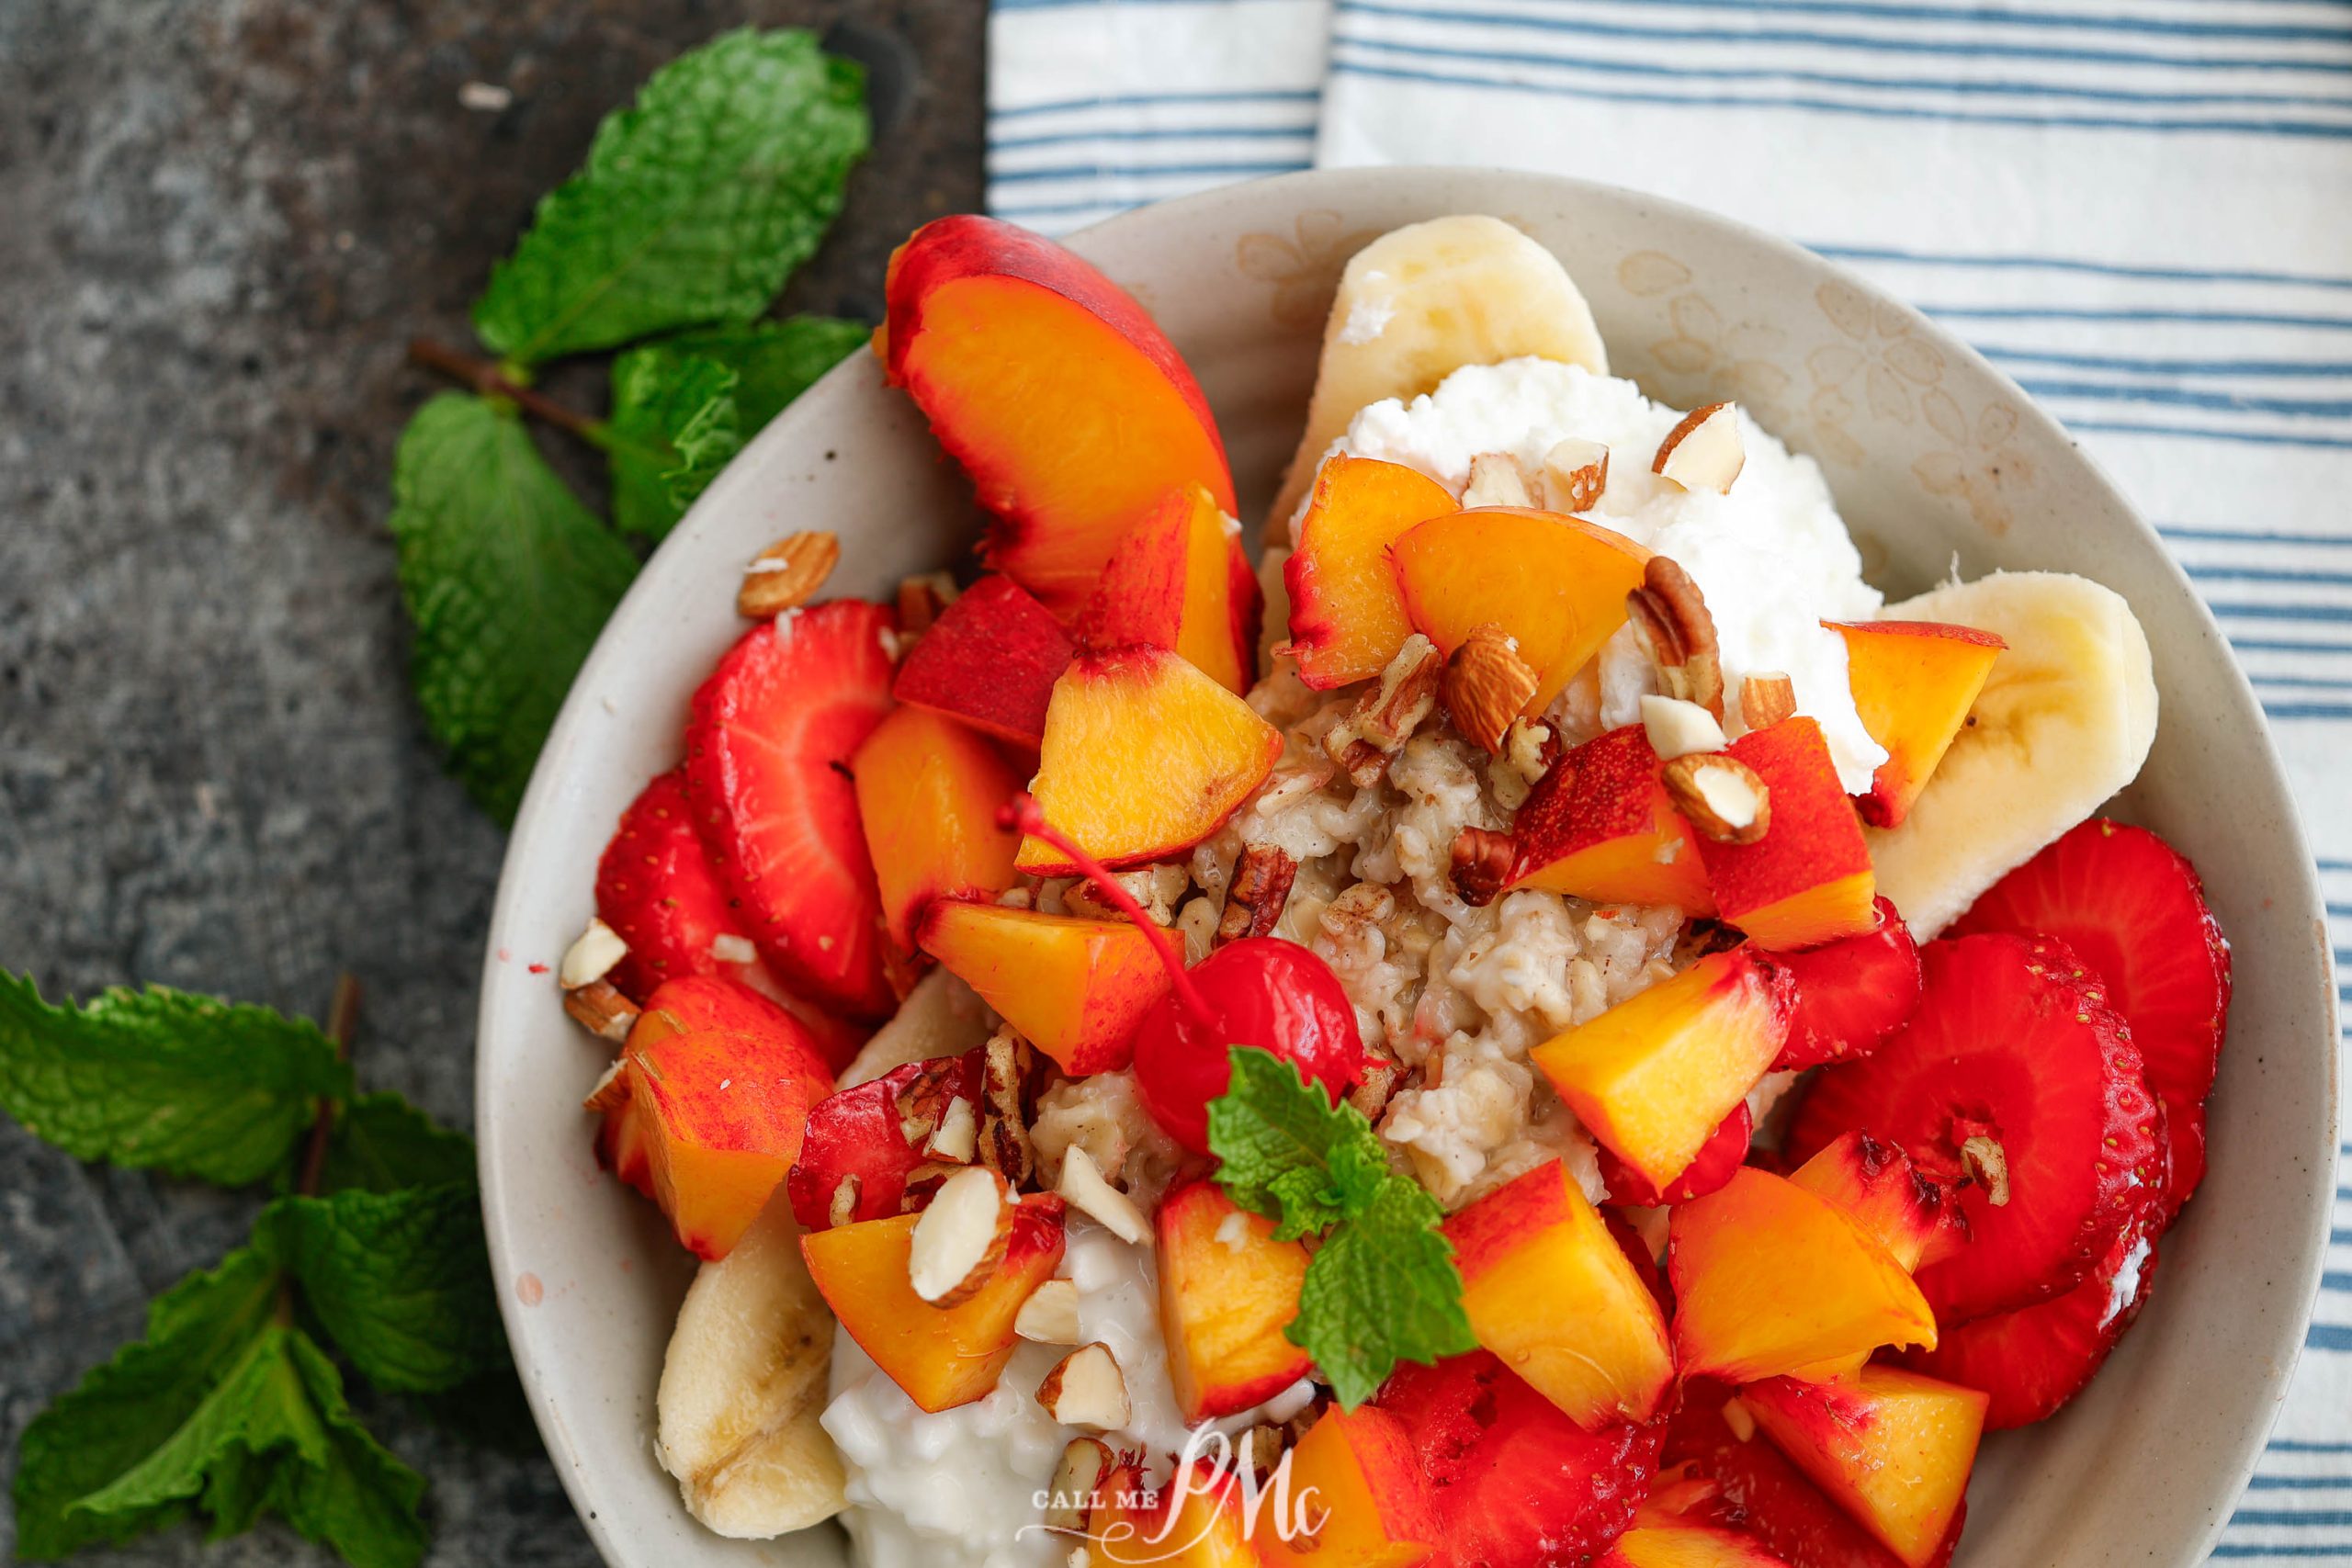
476, 164, 2341, 1568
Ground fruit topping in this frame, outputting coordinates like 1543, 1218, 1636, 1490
1599, 1102, 1753, 1209
1694, 717, 1879, 952
1508, 724, 1716, 915
1075, 480, 1261, 695
892, 573, 1076, 747
1156, 1179, 1313, 1422
1770, 898, 1922, 1071
1825, 620, 2004, 830
1283, 455, 1461, 689
1785, 1131, 1962, 1274
1740, 1367, 1985, 1568
850, 705, 1024, 953
784, 1050, 987, 1230
1257, 1404, 1441, 1568
915, 900, 1172, 1076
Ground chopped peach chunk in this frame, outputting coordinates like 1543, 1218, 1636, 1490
1742, 1366, 1986, 1568
1509, 724, 1715, 914
1827, 620, 2006, 829
1158, 1181, 1312, 1421
1257, 1405, 1439, 1568
1078, 481, 1261, 694
1283, 455, 1460, 688
853, 706, 1023, 951
914, 901, 1172, 1074
1694, 717, 1877, 950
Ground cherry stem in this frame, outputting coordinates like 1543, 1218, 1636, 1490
1000, 795, 1218, 1028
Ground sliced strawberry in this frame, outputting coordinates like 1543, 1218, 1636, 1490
784, 1050, 986, 1230
1789, 933, 2163, 1324
1378, 1349, 1663, 1567
1903, 1210, 2160, 1430
1951, 818, 2232, 1218
1601, 1102, 1754, 1207
1771, 897, 1922, 1070
684, 601, 899, 1020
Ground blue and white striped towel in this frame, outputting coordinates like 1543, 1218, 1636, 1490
988, 1, 2352, 1560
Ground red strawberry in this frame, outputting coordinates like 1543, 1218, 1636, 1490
1377, 1350, 1663, 1567
1770, 897, 1922, 1070
1951, 818, 2232, 1218
1903, 1210, 2161, 1429
1600, 1102, 1754, 1207
684, 602, 899, 1020
1789, 933, 2163, 1324
1604, 1209, 1674, 1318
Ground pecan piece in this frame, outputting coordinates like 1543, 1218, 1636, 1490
1323, 634, 1443, 788
1217, 844, 1299, 944
1449, 827, 1517, 908
1625, 557, 1725, 719
977, 1029, 1035, 1189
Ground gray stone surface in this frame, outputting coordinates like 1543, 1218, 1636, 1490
0, 4, 982, 1562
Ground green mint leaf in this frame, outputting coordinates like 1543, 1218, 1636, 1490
12, 1246, 280, 1558
1286, 1179, 1476, 1409
277, 1329, 433, 1568
262, 1185, 507, 1393
1205, 1046, 1385, 1233
606, 316, 866, 538
471, 28, 868, 366
0, 973, 353, 1186
319, 1092, 477, 1196
390, 392, 639, 824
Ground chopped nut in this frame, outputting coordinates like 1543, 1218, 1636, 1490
1347, 1054, 1404, 1123
1449, 826, 1517, 907
738, 531, 841, 618
1057, 1146, 1150, 1246
1625, 557, 1725, 718
978, 1029, 1035, 1189
1722, 1395, 1758, 1443
1322, 634, 1443, 787
1542, 436, 1611, 513
1064, 863, 1188, 927
1740, 671, 1797, 730
896, 570, 958, 637
563, 979, 639, 1044
1238, 1425, 1286, 1480
1320, 882, 1396, 947
828, 1174, 862, 1229
1217, 845, 1299, 944
925, 1095, 979, 1163
582, 1056, 628, 1112
1045, 1438, 1113, 1532
560, 917, 628, 989
908, 1167, 1013, 1305
1662, 753, 1772, 845
1442, 624, 1540, 754
896, 1056, 968, 1148
1961, 1134, 2012, 1206
1016, 1279, 1085, 1345
1640, 694, 1727, 760
1461, 450, 1537, 508
1653, 402, 1746, 494
1035, 1343, 1131, 1430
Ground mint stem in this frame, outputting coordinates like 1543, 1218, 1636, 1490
408, 337, 610, 450
280, 974, 360, 1325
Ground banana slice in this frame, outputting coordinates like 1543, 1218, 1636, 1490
1866, 571, 2157, 938
836, 964, 994, 1089
1273, 215, 1609, 524
655, 1194, 846, 1538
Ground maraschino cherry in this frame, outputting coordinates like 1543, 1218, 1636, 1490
1001, 796, 1366, 1156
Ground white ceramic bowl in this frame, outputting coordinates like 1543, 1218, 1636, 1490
477, 167, 2340, 1568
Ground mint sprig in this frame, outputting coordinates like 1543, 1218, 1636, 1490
1206, 1047, 1476, 1407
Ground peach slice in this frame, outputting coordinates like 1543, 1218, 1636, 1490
1599, 1525, 1792, 1567
1826, 621, 2007, 829
1694, 717, 1877, 950
1442, 1158, 1676, 1428
893, 574, 1076, 748
1283, 455, 1459, 688
1668, 1168, 1936, 1385
596, 976, 838, 1260
1531, 948, 1792, 1196
915, 900, 1173, 1075
801, 1193, 1067, 1413
1077, 481, 1261, 695
1014, 646, 1282, 874
1391, 507, 1651, 714
1509, 724, 1715, 914
1095, 1459, 1261, 1568
1788, 1130, 1963, 1274
1741, 1367, 1987, 1568
1158, 1180, 1313, 1422
878, 215, 1236, 619
852, 706, 1023, 952
1258, 1405, 1439, 1568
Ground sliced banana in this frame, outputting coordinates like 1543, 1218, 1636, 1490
1866, 571, 2157, 939
655, 1193, 846, 1538
1273, 215, 1609, 523
836, 964, 995, 1089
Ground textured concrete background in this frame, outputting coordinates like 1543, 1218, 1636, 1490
0, 3, 981, 1562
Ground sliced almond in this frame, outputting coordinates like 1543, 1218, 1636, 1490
1624, 557, 1725, 718
1461, 450, 1536, 509
1722, 1395, 1758, 1443
1542, 436, 1611, 513
1044, 1437, 1113, 1532
1015, 1278, 1085, 1345
907, 1167, 1013, 1305
1449, 826, 1517, 908
1347, 1054, 1404, 1123
1217, 844, 1299, 945
1442, 624, 1539, 753
925, 1095, 979, 1164
1653, 402, 1745, 494
1662, 753, 1772, 845
564, 979, 639, 1044
1740, 671, 1797, 731
560, 918, 628, 990
1035, 1343, 1132, 1430
582, 1055, 629, 1112
1057, 1146, 1150, 1246
738, 531, 841, 619
1640, 694, 1727, 761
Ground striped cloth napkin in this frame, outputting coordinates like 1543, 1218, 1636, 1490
987, 1, 2352, 1560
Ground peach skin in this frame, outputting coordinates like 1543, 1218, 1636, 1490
1094, 1458, 1261, 1568
1668, 1168, 1937, 1385
1509, 724, 1715, 914
1787, 1130, 1964, 1274
852, 705, 1024, 952
1391, 507, 1651, 715
1694, 717, 1878, 950
892, 574, 1075, 748
1442, 1158, 1676, 1428
800, 1194, 1068, 1413
877, 215, 1235, 619
1077, 481, 1261, 695
1826, 621, 2005, 829
1741, 1366, 1986, 1568
914, 899, 1173, 1074
1157, 1180, 1313, 1422
1531, 948, 1792, 1197
1258, 1405, 1438, 1568
1283, 455, 1459, 688
1599, 1524, 1793, 1567
1014, 646, 1282, 874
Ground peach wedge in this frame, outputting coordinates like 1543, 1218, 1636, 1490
1257, 1405, 1439, 1568
1509, 724, 1715, 914
1392, 507, 1651, 715
1828, 620, 2005, 829
915, 900, 1173, 1074
1694, 717, 1878, 951
1788, 1130, 1963, 1274
1158, 1180, 1313, 1422
1015, 645, 1282, 874
852, 705, 1023, 952
1078, 481, 1261, 695
893, 574, 1075, 748
1741, 1366, 1986, 1568
1599, 1525, 1792, 1568
1283, 454, 1459, 688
